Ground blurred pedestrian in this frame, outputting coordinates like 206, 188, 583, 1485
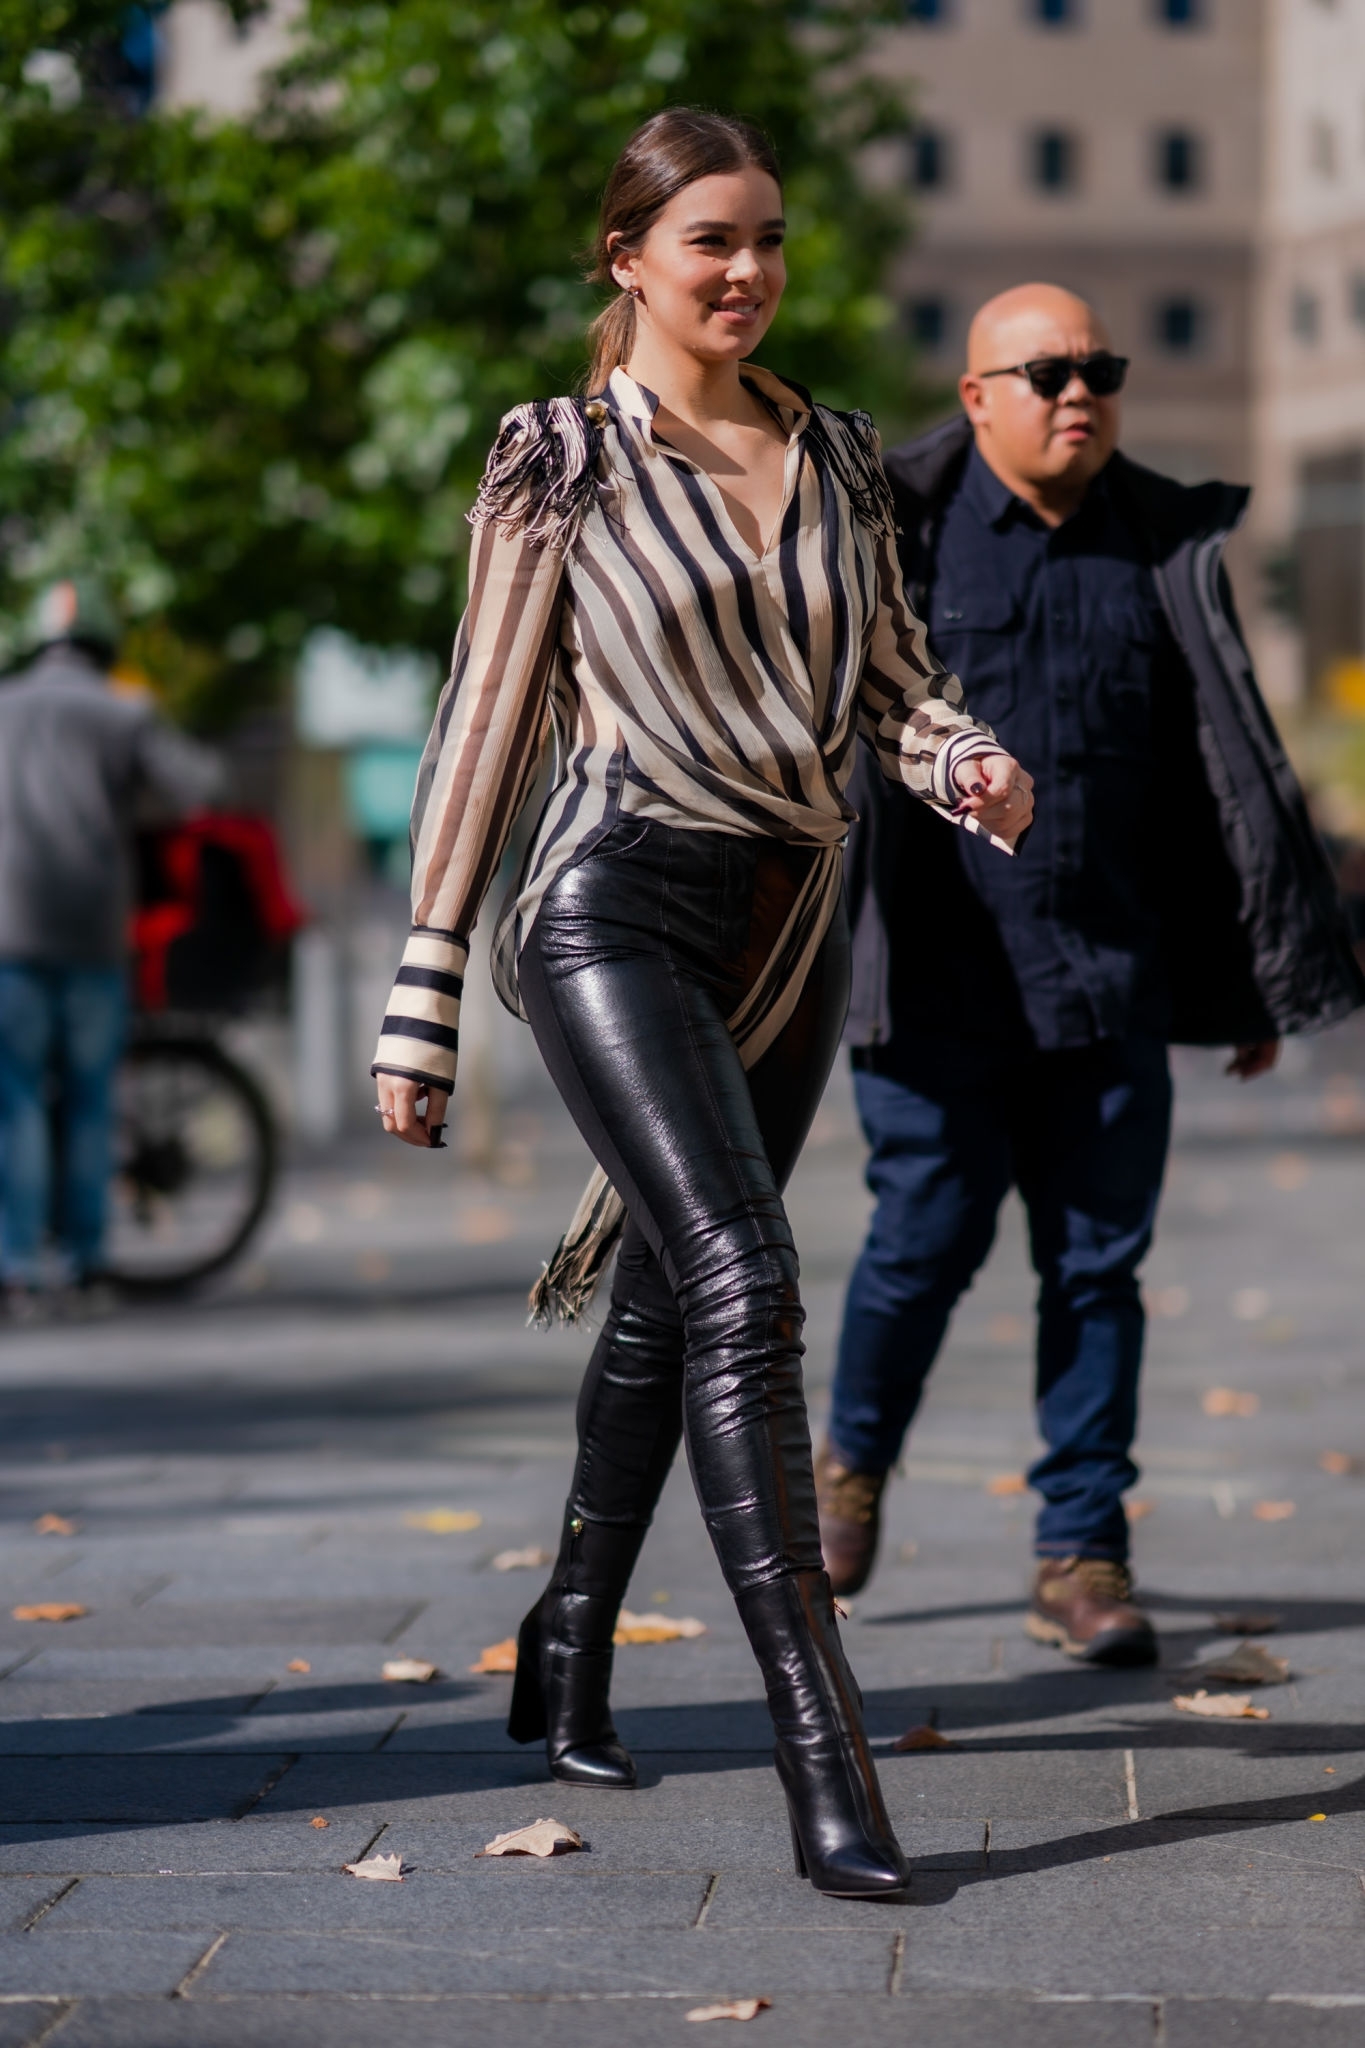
0, 579, 221, 1318
816, 284, 1364, 1663
374, 110, 1030, 1898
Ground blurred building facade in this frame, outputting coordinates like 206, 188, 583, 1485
1254, 0, 1365, 712
888, 0, 1365, 714
886, 0, 1262, 496
161, 0, 1365, 713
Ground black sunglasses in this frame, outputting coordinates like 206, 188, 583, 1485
979, 352, 1129, 400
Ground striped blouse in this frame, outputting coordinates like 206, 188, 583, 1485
372, 364, 1008, 1098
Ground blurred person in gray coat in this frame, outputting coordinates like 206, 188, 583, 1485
0, 580, 221, 1317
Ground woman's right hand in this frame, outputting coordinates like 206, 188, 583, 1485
376, 1072, 451, 1149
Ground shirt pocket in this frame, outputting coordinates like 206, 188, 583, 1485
929, 586, 1022, 723
1088, 595, 1159, 755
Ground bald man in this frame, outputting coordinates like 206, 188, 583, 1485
818, 285, 1362, 1663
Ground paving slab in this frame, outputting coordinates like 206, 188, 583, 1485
197, 1925, 900, 1995
0, 1931, 209, 1995
0, 1714, 400, 1755
0, 1760, 291, 1824
0, 2007, 68, 2048
986, 1815, 1365, 1876
44, 1868, 710, 1933
45, 1991, 1161, 2048
0, 1604, 422, 1653
1131, 1748, 1365, 1820
894, 1889, 1365, 1999
1164, 2002, 1365, 2046
0, 1825, 385, 1874
0, 1683, 273, 1718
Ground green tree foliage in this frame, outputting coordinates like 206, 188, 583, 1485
0, 0, 914, 728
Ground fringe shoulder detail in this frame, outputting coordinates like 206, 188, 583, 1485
803, 402, 899, 539
469, 396, 607, 553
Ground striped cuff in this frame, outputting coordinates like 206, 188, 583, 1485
932, 728, 1001, 810
371, 927, 468, 1091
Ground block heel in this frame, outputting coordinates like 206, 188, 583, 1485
787, 1800, 809, 1879
506, 1607, 547, 1745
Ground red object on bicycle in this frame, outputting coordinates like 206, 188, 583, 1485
131, 813, 308, 1013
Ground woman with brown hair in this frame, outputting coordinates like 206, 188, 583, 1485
373, 106, 1031, 1899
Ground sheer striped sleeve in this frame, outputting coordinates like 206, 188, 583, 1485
371, 517, 566, 1090
857, 522, 1015, 856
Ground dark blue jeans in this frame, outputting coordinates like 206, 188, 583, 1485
828, 1034, 1172, 1560
0, 962, 128, 1285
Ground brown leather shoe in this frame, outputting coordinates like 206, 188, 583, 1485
814, 1446, 888, 1597
1025, 1557, 1158, 1667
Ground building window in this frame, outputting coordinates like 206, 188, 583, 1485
1309, 118, 1339, 179
1291, 289, 1321, 344
1030, 129, 1079, 192
1155, 129, 1203, 192
1156, 0, 1204, 22
908, 127, 950, 190
908, 298, 951, 352
904, 0, 950, 19
1154, 296, 1205, 353
1349, 274, 1365, 330
1030, 0, 1078, 22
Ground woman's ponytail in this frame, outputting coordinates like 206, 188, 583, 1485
585, 293, 637, 396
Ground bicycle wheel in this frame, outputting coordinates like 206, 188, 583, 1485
104, 1037, 278, 1294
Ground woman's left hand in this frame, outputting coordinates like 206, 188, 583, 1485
954, 752, 1034, 847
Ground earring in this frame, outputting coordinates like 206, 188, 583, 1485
628, 287, 642, 300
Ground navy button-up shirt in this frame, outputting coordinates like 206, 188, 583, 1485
902, 447, 1173, 1049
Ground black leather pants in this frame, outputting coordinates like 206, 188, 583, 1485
518, 820, 850, 1597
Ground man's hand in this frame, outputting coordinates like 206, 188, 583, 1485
376, 1072, 451, 1147
1226, 1040, 1280, 1082
954, 752, 1035, 848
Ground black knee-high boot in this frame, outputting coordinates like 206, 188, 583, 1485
508, 1243, 685, 1786
507, 1507, 648, 1786
735, 1570, 907, 1896
680, 1236, 908, 1897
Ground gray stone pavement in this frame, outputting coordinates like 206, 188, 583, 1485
0, 1041, 1364, 2043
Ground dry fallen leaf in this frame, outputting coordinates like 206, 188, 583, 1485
986, 1473, 1027, 1497
1195, 1641, 1290, 1686
478, 1819, 583, 1858
12, 1603, 86, 1623
1309, 1813, 1328, 1823
1319, 1451, 1360, 1476
1252, 1500, 1296, 1521
891, 1724, 957, 1752
381, 1657, 439, 1683
1202, 1387, 1260, 1419
1173, 1689, 1270, 1720
614, 1608, 706, 1644
344, 1853, 404, 1881
286, 1659, 311, 1674
686, 2000, 771, 2024
491, 1546, 552, 1571
1213, 1611, 1280, 1635
310, 1816, 330, 1829
470, 1638, 518, 1674
1125, 1499, 1155, 1522
33, 1514, 77, 1536
404, 1509, 482, 1533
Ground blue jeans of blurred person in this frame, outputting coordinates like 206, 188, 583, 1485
0, 964, 128, 1286
827, 1034, 1172, 1562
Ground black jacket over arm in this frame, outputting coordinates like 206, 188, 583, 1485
845, 413, 1365, 1049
